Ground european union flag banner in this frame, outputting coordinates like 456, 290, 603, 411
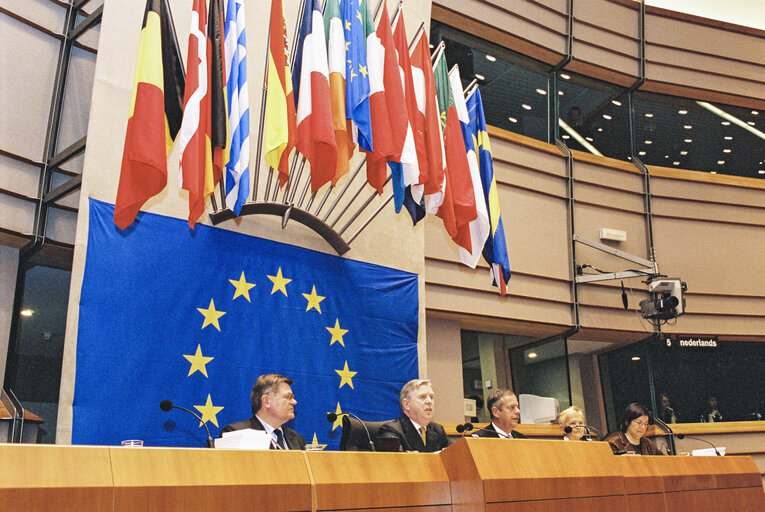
73, 199, 418, 449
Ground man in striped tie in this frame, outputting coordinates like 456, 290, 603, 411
221, 373, 306, 450
472, 389, 526, 439
378, 379, 449, 452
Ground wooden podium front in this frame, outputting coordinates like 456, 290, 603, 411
440, 437, 627, 511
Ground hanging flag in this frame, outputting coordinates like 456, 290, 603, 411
409, 28, 445, 209
449, 66, 489, 269
294, 0, 337, 193
74, 199, 419, 450
432, 47, 477, 252
208, 0, 227, 200
178, 0, 212, 228
363, 0, 408, 194
223, 0, 249, 215
324, 0, 353, 184
114, 0, 185, 230
391, 6, 424, 222
341, 0, 373, 152
263, 0, 297, 186
466, 87, 511, 294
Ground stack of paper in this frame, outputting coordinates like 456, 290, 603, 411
214, 429, 271, 450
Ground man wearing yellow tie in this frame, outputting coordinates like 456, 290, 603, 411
378, 379, 450, 452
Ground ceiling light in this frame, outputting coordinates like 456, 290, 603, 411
485, 54, 496, 62
678, 110, 688, 114
585, 137, 593, 142
645, 140, 653, 144
612, 100, 622, 106
748, 121, 756, 126
508, 116, 518, 123
631, 356, 640, 361
645, 113, 654, 118
684, 139, 692, 143
603, 114, 612, 120
21, 309, 34, 317
522, 104, 532, 110
528, 352, 538, 359
753, 111, 759, 115
558, 90, 564, 95
597, 127, 603, 132
475, 73, 485, 81
536, 88, 547, 95
684, 125, 692, 129
711, 171, 717, 174
724, 136, 733, 140
664, 155, 670, 159
680, 151, 688, 155
717, 160, 725, 165
561, 134, 570, 139
759, 170, 765, 174
723, 149, 731, 153
721, 121, 731, 126
638, 151, 646, 156
560, 73, 570, 80
673, 161, 680, 165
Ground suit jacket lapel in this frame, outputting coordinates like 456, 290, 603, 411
401, 417, 424, 450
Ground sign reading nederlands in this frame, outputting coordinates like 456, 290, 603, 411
664, 336, 719, 350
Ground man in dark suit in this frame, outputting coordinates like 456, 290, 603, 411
473, 388, 526, 439
378, 379, 449, 452
221, 373, 306, 450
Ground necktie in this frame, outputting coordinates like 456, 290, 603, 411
274, 429, 287, 450
419, 426, 426, 446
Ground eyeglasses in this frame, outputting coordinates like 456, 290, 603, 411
632, 420, 649, 428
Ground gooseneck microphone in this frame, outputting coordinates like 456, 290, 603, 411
652, 416, 677, 455
327, 411, 375, 451
563, 424, 601, 440
160, 399, 215, 448
676, 433, 722, 456
456, 422, 474, 436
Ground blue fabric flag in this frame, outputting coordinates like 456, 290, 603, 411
465, 88, 511, 293
73, 199, 418, 448
341, 0, 373, 152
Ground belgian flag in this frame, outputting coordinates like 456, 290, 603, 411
114, 0, 185, 230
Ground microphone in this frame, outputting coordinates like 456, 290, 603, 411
652, 416, 676, 455
160, 399, 215, 448
676, 433, 722, 456
327, 411, 375, 451
563, 424, 600, 440
456, 422, 474, 435
621, 281, 628, 309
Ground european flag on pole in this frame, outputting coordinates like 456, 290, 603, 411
72, 199, 418, 449
341, 0, 373, 152
466, 88, 511, 294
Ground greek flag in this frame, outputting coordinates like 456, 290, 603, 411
224, 0, 249, 215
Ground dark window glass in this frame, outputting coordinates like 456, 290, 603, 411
557, 72, 630, 161
431, 22, 552, 143
509, 337, 571, 412
598, 341, 652, 433
633, 91, 765, 179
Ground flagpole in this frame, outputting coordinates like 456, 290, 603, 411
250, 1, 274, 203
463, 78, 478, 98
328, 166, 378, 228
320, 158, 366, 222
336, 175, 392, 235
346, 191, 394, 243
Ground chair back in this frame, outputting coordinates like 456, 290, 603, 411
339, 415, 390, 451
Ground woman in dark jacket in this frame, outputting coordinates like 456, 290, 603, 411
607, 402, 662, 455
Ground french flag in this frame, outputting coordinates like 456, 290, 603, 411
294, 0, 337, 192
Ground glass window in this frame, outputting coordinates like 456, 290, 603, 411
431, 22, 552, 143
598, 340, 652, 433
509, 336, 571, 414
633, 91, 765, 179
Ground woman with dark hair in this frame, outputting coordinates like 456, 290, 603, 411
657, 393, 677, 424
607, 403, 663, 455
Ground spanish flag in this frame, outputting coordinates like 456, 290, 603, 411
114, 0, 184, 230
263, 0, 297, 186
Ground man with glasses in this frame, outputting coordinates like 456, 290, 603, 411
221, 373, 306, 450
473, 388, 526, 439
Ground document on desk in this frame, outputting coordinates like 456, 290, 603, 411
691, 447, 726, 456
214, 429, 271, 449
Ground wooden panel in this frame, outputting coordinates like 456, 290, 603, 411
307, 451, 452, 511
109, 448, 312, 512
485, 496, 626, 511
0, 444, 113, 512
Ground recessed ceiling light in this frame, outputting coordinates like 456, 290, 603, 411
561, 134, 570, 139
664, 155, 670, 159
721, 121, 731, 126
536, 88, 547, 95
711, 171, 718, 174
558, 90, 564, 96
645, 140, 653, 144
597, 128, 603, 132
522, 104, 532, 110
631, 356, 640, 361
645, 113, 654, 118
560, 73, 570, 80
723, 149, 732, 153
603, 114, 612, 120
612, 100, 622, 106
678, 110, 688, 114
724, 136, 733, 140
508, 116, 518, 123
20, 309, 34, 317
680, 151, 688, 155
627, 156, 632, 160
673, 161, 680, 165
684, 139, 692, 143
752, 111, 759, 115
475, 73, 485, 81
717, 160, 725, 165
485, 54, 496, 62
759, 170, 765, 174
528, 352, 538, 359
684, 125, 692, 129
638, 151, 646, 156
747, 121, 756, 126
585, 137, 593, 142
